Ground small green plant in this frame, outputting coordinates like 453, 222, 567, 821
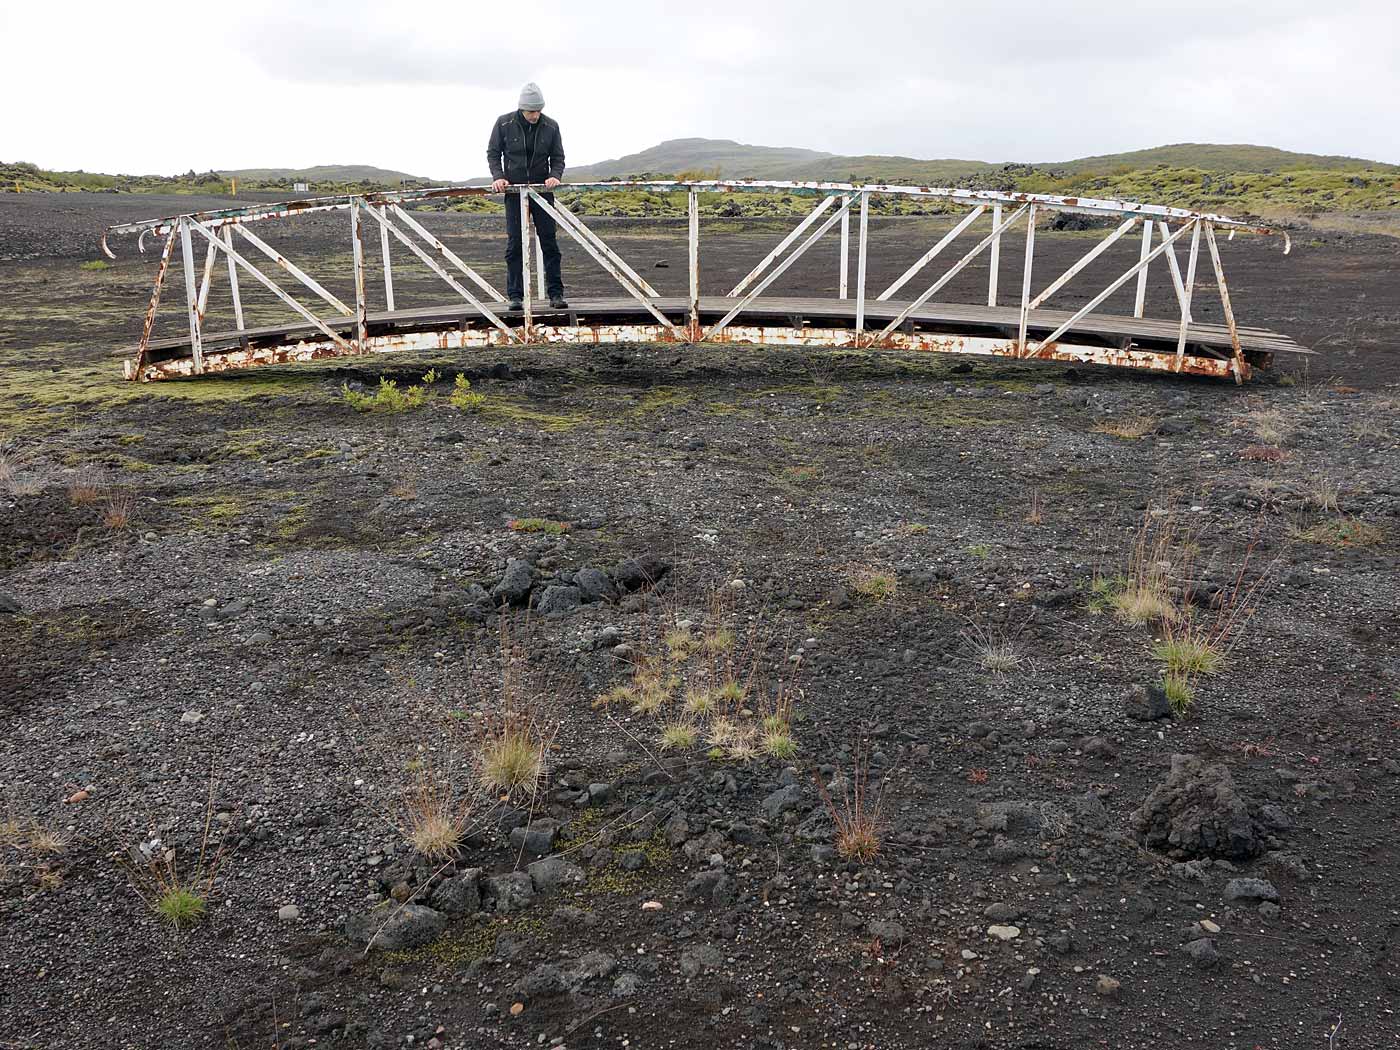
682, 686, 715, 716
702, 627, 735, 654
715, 679, 745, 703
79, 259, 111, 272
421, 368, 441, 385
342, 376, 429, 413
1153, 632, 1223, 677
658, 722, 698, 751
156, 887, 206, 927
966, 543, 992, 559
593, 684, 635, 709
508, 517, 571, 534
1290, 517, 1384, 548
725, 730, 760, 763
1161, 673, 1195, 717
450, 374, 486, 411
762, 727, 797, 759
665, 627, 696, 661
848, 564, 898, 601
124, 775, 228, 931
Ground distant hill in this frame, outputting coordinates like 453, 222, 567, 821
566, 138, 835, 181
219, 164, 438, 185
1044, 143, 1396, 175
566, 138, 1396, 184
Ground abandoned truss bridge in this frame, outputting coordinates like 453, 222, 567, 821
102, 180, 1310, 383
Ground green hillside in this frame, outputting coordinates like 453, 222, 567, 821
567, 138, 834, 181
1045, 143, 1395, 175
219, 164, 436, 185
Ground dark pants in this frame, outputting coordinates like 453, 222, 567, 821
505, 192, 564, 301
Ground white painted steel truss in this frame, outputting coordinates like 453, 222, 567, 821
101, 180, 1294, 384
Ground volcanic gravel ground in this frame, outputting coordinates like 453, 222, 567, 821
1, 193, 1399, 1050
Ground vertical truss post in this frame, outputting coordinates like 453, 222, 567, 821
179, 218, 204, 374
195, 235, 218, 326
1017, 205, 1036, 356
519, 188, 533, 333
839, 198, 850, 299
1204, 221, 1247, 383
534, 222, 545, 300
988, 202, 1002, 307
222, 225, 245, 337
688, 188, 700, 341
133, 226, 177, 378
378, 206, 395, 312
855, 190, 869, 340
1174, 220, 1201, 368
350, 198, 368, 350
1133, 219, 1152, 318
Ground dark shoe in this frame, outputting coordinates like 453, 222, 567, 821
549, 296, 569, 310
507, 299, 523, 313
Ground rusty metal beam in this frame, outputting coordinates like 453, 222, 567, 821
127, 322, 1243, 384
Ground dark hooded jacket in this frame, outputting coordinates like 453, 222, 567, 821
486, 111, 565, 184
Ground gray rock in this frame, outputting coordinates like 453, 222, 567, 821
430, 871, 482, 916
509, 821, 558, 856
180, 710, 205, 725
761, 784, 804, 821
987, 924, 1021, 941
613, 973, 644, 997
527, 856, 585, 894
1081, 735, 1119, 759
1223, 877, 1279, 902
1131, 754, 1260, 860
533, 584, 581, 617
586, 783, 613, 806
345, 905, 446, 951
575, 567, 616, 603
617, 849, 646, 872
589, 626, 621, 650
516, 963, 569, 998
1095, 975, 1121, 997
484, 872, 535, 913
1125, 683, 1173, 721
611, 554, 670, 593
573, 951, 618, 983
1258, 901, 1280, 920
685, 868, 733, 905
464, 583, 493, 608
278, 904, 300, 922
983, 902, 1019, 921
867, 920, 907, 946
1182, 937, 1220, 968
0, 592, 21, 615
491, 558, 535, 606
679, 944, 724, 978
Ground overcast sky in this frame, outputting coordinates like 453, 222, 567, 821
4, 0, 1397, 178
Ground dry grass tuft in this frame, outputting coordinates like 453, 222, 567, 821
1092, 416, 1158, 440
101, 493, 135, 531
1243, 407, 1292, 446
67, 469, 105, 505
1025, 488, 1045, 526
122, 775, 230, 930
1107, 510, 1180, 625
1290, 517, 1385, 548
846, 563, 898, 602
1300, 474, 1341, 512
816, 752, 886, 863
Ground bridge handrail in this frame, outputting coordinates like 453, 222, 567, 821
100, 179, 1287, 257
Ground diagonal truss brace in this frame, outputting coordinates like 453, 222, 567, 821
188, 217, 355, 353
729, 194, 839, 297
526, 190, 675, 329
359, 206, 519, 341
706, 193, 858, 340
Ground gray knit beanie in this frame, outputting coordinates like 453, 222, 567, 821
517, 82, 545, 110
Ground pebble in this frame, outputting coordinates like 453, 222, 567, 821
960, 949, 979, 961
180, 710, 205, 725
987, 925, 1021, 941
278, 904, 300, 922
1095, 975, 1121, 997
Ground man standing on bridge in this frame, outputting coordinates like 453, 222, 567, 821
488, 82, 568, 312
